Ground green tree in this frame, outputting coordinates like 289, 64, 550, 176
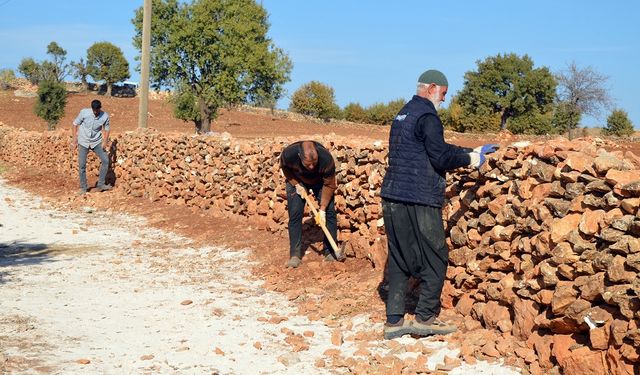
45, 41, 69, 82
71, 57, 91, 91
343, 102, 368, 123
556, 62, 612, 139
366, 99, 405, 125
551, 101, 581, 136
18, 57, 41, 84
603, 109, 634, 137
171, 82, 202, 127
458, 53, 557, 134
289, 81, 340, 121
509, 110, 554, 135
132, 0, 292, 133
86, 41, 130, 96
35, 80, 67, 130
0, 69, 16, 90
438, 95, 464, 131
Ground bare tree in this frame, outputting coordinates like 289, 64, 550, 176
556, 62, 613, 139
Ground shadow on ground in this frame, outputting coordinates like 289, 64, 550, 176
0, 241, 72, 284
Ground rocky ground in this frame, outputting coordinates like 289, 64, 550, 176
0, 178, 519, 374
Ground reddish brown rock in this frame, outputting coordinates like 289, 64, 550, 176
606, 346, 635, 375
527, 331, 554, 370
620, 343, 639, 362
551, 214, 582, 244
565, 152, 593, 173
559, 346, 607, 375
593, 153, 633, 174
552, 334, 577, 364
607, 255, 636, 283
482, 301, 512, 333
455, 293, 475, 317
605, 169, 640, 188
577, 272, 605, 302
610, 319, 629, 347
331, 328, 343, 346
552, 282, 578, 315
589, 322, 611, 350
512, 298, 538, 341
620, 198, 640, 214
579, 209, 606, 236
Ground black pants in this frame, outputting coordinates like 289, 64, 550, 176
285, 182, 337, 258
382, 198, 448, 321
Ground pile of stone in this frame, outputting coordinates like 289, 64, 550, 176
442, 139, 640, 374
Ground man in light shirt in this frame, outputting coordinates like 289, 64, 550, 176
70, 99, 112, 194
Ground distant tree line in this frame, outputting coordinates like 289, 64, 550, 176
288, 53, 633, 137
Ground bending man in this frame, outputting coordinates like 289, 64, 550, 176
280, 141, 338, 268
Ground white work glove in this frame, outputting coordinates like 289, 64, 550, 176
315, 210, 326, 227
295, 184, 306, 197
469, 152, 482, 168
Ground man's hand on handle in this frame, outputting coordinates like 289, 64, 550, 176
295, 183, 306, 197
314, 210, 326, 227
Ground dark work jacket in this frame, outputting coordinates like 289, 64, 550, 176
380, 95, 471, 207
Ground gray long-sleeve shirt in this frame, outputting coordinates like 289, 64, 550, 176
73, 108, 110, 148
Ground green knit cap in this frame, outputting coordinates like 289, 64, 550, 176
418, 69, 448, 86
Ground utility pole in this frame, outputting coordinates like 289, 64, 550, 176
138, 0, 152, 129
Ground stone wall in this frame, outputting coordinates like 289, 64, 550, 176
1, 124, 639, 373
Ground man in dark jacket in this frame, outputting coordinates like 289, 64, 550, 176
380, 69, 497, 339
280, 140, 339, 268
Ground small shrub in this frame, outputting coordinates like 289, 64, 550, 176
35, 80, 67, 130
0, 69, 16, 90
366, 98, 406, 125
343, 102, 368, 123
18, 58, 42, 84
289, 81, 340, 121
603, 109, 634, 137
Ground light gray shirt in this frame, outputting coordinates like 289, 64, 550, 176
73, 108, 110, 148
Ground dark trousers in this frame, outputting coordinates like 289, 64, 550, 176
285, 182, 337, 258
78, 144, 109, 190
382, 198, 448, 321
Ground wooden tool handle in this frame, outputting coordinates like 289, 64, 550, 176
300, 188, 341, 257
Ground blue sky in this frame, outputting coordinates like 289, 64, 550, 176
1, 0, 638, 128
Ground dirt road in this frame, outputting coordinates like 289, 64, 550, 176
0, 180, 519, 374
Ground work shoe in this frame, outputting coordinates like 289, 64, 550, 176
95, 184, 112, 192
286, 256, 302, 268
410, 316, 457, 336
77, 188, 87, 196
383, 318, 412, 340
